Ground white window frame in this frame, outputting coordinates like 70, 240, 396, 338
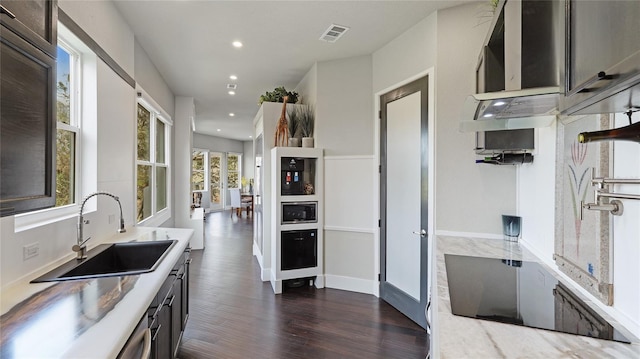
136, 87, 172, 227
14, 23, 98, 232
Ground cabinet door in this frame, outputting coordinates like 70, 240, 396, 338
1, 26, 55, 216
562, 0, 640, 114
171, 276, 182, 357
151, 293, 173, 359
0, 0, 57, 57
181, 251, 190, 330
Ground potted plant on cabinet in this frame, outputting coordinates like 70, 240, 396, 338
287, 107, 301, 147
258, 86, 299, 105
299, 105, 315, 148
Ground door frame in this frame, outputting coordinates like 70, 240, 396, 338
373, 68, 436, 325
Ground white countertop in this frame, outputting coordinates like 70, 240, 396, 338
432, 235, 640, 359
0, 227, 193, 359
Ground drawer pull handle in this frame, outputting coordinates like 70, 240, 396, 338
0, 5, 16, 19
568, 71, 615, 96
151, 324, 162, 341
166, 295, 175, 307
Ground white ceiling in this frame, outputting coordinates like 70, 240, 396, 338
113, 0, 470, 141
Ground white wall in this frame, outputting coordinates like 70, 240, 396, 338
435, 4, 515, 236
295, 63, 317, 107
611, 112, 640, 334
174, 97, 195, 228
372, 13, 436, 94
193, 133, 243, 154
134, 40, 175, 118
295, 55, 377, 293
316, 55, 373, 157
518, 125, 557, 258
58, 0, 134, 76
243, 140, 254, 181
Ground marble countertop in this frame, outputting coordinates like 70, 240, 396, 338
0, 227, 193, 359
433, 235, 640, 359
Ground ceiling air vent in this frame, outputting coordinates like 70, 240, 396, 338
319, 24, 349, 43
227, 84, 237, 89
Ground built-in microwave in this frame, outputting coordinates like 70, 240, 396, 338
281, 201, 317, 224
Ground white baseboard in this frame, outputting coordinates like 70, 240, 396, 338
435, 230, 502, 240
252, 243, 270, 281
324, 274, 377, 295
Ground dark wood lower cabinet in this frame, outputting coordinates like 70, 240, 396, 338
146, 247, 190, 359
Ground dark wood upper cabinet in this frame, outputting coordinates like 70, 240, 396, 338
0, 0, 57, 57
0, 0, 57, 217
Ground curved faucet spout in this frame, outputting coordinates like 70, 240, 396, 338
75, 191, 127, 260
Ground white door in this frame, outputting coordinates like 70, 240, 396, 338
380, 76, 428, 328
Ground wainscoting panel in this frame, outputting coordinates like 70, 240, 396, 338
324, 156, 375, 232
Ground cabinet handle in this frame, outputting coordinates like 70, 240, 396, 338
140, 328, 151, 359
166, 295, 175, 307
0, 5, 16, 19
151, 324, 162, 341
568, 71, 615, 96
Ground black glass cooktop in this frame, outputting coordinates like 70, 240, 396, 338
444, 254, 631, 343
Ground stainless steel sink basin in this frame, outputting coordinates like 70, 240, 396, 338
31, 240, 177, 283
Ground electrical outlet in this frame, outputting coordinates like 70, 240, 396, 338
23, 242, 40, 260
108, 214, 115, 224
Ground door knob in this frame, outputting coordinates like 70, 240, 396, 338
412, 229, 426, 237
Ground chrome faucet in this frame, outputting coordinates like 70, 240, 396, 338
73, 192, 126, 260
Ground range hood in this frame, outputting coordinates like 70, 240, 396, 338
460, 0, 561, 134
459, 87, 559, 132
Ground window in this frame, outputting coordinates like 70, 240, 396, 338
191, 150, 206, 191
14, 23, 98, 231
136, 93, 171, 224
55, 42, 80, 207
227, 153, 241, 189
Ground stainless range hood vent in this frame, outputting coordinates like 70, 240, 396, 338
460, 87, 559, 132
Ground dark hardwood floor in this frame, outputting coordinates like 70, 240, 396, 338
178, 211, 429, 359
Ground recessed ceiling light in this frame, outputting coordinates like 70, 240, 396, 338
232, 41, 243, 48
493, 101, 506, 106
483, 113, 494, 118
217, 129, 221, 132
229, 75, 238, 80
229, 113, 235, 117
228, 91, 235, 95
249, 135, 253, 139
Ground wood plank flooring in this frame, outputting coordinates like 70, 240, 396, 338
177, 211, 429, 359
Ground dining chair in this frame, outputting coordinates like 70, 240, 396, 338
229, 188, 250, 218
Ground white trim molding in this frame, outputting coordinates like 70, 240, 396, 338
435, 230, 503, 240
325, 274, 377, 295
324, 226, 375, 234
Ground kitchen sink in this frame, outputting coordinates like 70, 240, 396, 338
31, 240, 177, 283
